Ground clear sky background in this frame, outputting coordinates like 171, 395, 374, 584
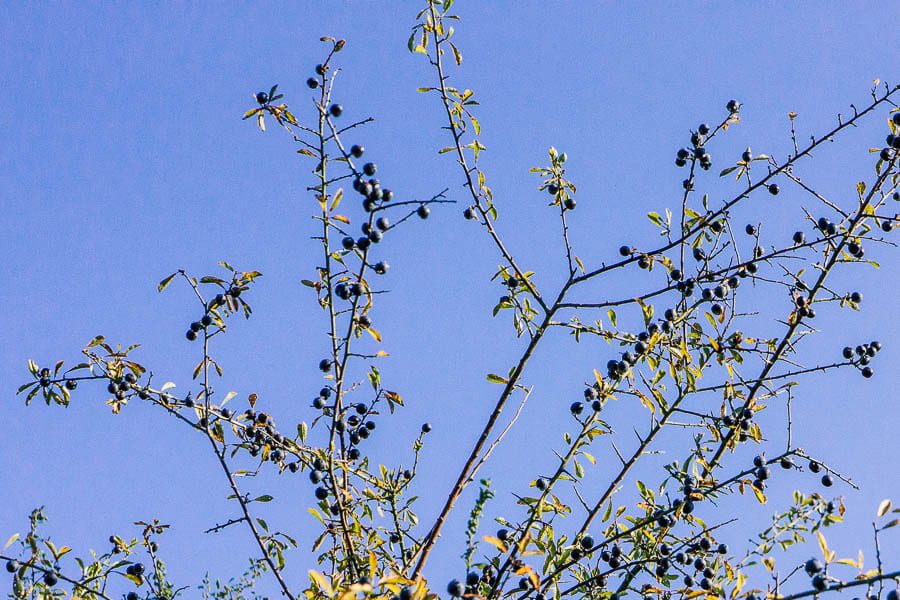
1, 2, 898, 597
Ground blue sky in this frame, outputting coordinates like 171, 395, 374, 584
1, 2, 897, 596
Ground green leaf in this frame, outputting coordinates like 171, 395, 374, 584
158, 272, 178, 293
486, 373, 508, 384
25, 385, 40, 405
602, 501, 613, 522
254, 495, 274, 503
450, 42, 463, 66
298, 421, 308, 444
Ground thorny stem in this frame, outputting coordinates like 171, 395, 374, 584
411, 305, 558, 577
700, 155, 897, 479
571, 86, 900, 285
314, 56, 360, 577
0, 553, 115, 600
774, 570, 900, 600
412, 3, 900, 582
199, 302, 297, 599
422, 1, 547, 314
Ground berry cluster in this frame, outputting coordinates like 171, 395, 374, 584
238, 408, 292, 463
718, 407, 756, 443
184, 286, 243, 342
880, 113, 900, 161
842, 340, 881, 378
673, 101, 738, 170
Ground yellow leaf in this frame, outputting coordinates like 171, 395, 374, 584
734, 571, 746, 596
752, 485, 767, 505
331, 188, 344, 212
309, 570, 333, 597
529, 570, 540, 591
332, 214, 350, 224
307, 507, 324, 524
483, 535, 508, 553
636, 390, 655, 414
860, 569, 881, 578
877, 499, 892, 518
517, 531, 532, 554
378, 575, 409, 587
817, 531, 828, 557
